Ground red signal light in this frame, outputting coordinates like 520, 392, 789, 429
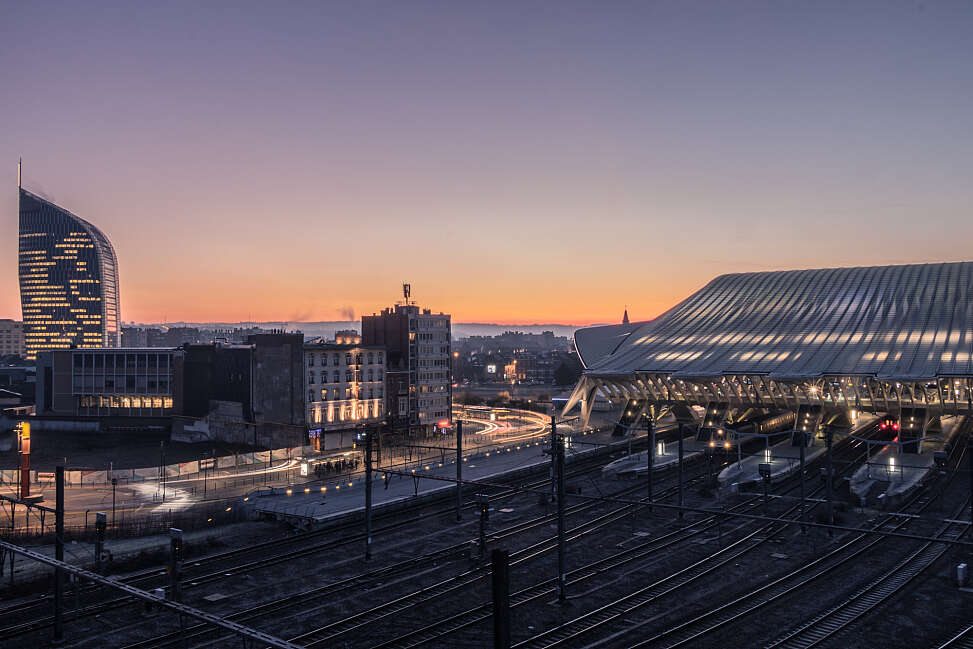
893, 423, 899, 431
880, 423, 887, 429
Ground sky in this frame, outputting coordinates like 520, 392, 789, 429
2, 1, 973, 327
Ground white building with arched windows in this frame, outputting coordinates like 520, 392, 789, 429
304, 340, 386, 448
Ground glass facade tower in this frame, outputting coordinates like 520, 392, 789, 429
18, 187, 121, 359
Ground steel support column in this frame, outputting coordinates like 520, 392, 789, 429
365, 427, 373, 561
555, 432, 566, 602
491, 549, 511, 649
53, 466, 64, 643
677, 423, 684, 520
456, 420, 463, 522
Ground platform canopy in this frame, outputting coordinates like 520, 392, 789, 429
566, 262, 973, 422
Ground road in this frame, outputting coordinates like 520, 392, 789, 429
0, 406, 590, 532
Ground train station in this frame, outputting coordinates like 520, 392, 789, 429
569, 262, 973, 500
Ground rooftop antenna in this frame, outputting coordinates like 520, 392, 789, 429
18, 157, 22, 189
403, 282, 411, 306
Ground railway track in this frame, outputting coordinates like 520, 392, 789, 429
467, 430, 877, 649
0, 435, 647, 642
351, 426, 878, 649
763, 497, 971, 649
369, 492, 775, 649
0, 423, 661, 622
613, 435, 971, 649
938, 623, 973, 649
274, 474, 706, 649
118, 471, 703, 649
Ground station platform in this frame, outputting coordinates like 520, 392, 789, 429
601, 430, 700, 479
850, 415, 965, 507
246, 426, 631, 526
718, 416, 878, 490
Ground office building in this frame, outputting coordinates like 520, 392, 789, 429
34, 332, 306, 444
0, 320, 26, 358
362, 298, 451, 437
18, 176, 121, 359
35, 348, 183, 418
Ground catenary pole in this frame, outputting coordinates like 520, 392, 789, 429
550, 408, 557, 502
456, 420, 463, 521
53, 466, 64, 643
491, 549, 511, 649
555, 432, 566, 602
825, 425, 834, 538
365, 426, 373, 561
799, 430, 807, 535
677, 423, 684, 520
647, 415, 654, 511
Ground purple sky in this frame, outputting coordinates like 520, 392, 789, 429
3, 2, 973, 325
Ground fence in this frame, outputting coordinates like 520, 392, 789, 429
0, 497, 248, 544
0, 445, 320, 487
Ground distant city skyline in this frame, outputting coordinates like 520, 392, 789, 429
120, 320, 582, 341
4, 2, 973, 326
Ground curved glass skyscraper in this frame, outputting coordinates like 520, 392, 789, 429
18, 186, 121, 359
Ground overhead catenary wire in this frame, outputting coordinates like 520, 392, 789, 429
376, 467, 973, 547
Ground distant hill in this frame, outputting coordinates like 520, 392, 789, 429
129, 321, 588, 340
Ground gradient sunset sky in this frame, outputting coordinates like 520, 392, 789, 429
3, 2, 973, 327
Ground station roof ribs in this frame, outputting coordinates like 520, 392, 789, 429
580, 262, 973, 381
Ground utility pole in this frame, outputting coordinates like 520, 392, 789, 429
825, 425, 834, 538
491, 549, 511, 649
53, 466, 64, 644
647, 415, 654, 511
111, 477, 117, 529
456, 420, 463, 522
677, 423, 684, 520
550, 408, 557, 502
159, 441, 166, 503
968, 432, 972, 529
556, 432, 566, 603
798, 430, 807, 535
365, 427, 373, 561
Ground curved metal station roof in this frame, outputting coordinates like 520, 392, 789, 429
580, 262, 973, 381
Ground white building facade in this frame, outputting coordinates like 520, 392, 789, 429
305, 342, 386, 446
413, 310, 451, 429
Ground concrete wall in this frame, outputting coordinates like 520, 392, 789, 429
249, 333, 305, 428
